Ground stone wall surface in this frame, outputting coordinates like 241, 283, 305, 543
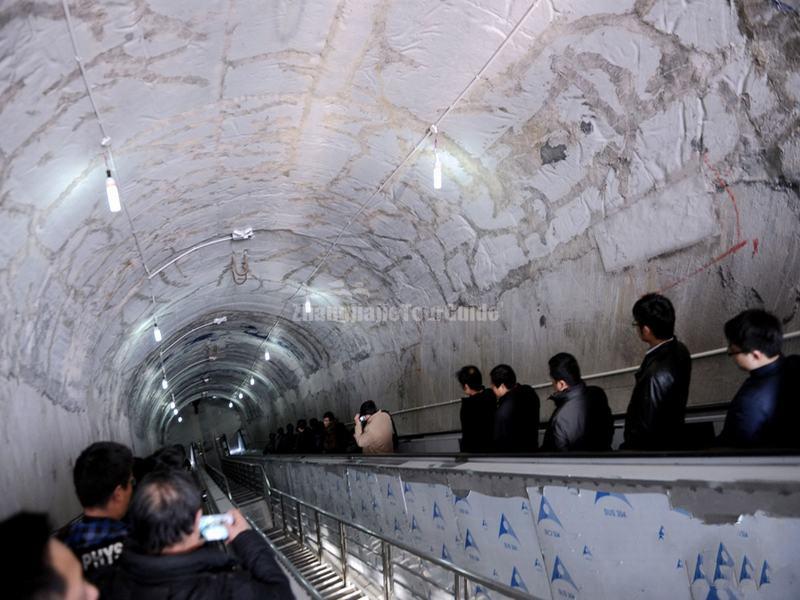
1, 0, 799, 520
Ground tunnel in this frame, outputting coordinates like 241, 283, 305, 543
1, 1, 800, 599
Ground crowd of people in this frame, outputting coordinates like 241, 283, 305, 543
5, 294, 798, 598
458, 294, 800, 453
3, 442, 292, 599
262, 402, 399, 456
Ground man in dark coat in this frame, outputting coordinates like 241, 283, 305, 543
490, 364, 540, 453
542, 353, 614, 451
322, 412, 350, 453
622, 293, 692, 450
718, 309, 800, 448
56, 441, 134, 583
456, 365, 496, 453
99, 469, 291, 599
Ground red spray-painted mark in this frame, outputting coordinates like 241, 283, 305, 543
656, 152, 751, 293
701, 152, 741, 242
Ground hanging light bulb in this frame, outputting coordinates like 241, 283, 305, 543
178, 416, 183, 423
228, 401, 233, 408
173, 408, 178, 415
169, 400, 176, 410
105, 169, 121, 213
238, 392, 243, 399
249, 376, 255, 386
304, 296, 312, 314
153, 322, 162, 343
264, 349, 270, 361
433, 153, 442, 190
161, 377, 168, 390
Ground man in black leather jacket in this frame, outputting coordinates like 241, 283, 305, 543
542, 353, 613, 451
99, 469, 292, 599
490, 364, 540, 453
456, 365, 496, 453
718, 309, 800, 448
622, 293, 691, 450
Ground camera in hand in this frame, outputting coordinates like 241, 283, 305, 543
199, 513, 234, 542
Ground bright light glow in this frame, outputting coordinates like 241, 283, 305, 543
169, 401, 176, 410
105, 170, 121, 213
433, 154, 442, 190
153, 324, 162, 343
173, 408, 178, 415
249, 377, 255, 386
238, 392, 243, 399
178, 416, 183, 423
304, 297, 312, 314
228, 401, 233, 408
264, 349, 270, 361
161, 377, 168, 390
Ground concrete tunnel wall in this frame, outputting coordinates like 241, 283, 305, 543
1, 1, 799, 525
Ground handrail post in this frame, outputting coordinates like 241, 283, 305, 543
338, 520, 348, 585
382, 541, 393, 600
280, 495, 287, 534
296, 500, 304, 545
315, 509, 323, 560
454, 573, 461, 599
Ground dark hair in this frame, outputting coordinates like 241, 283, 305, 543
73, 441, 133, 508
297, 419, 307, 429
150, 446, 186, 471
632, 293, 676, 339
322, 411, 335, 421
724, 309, 783, 357
129, 469, 202, 554
277, 427, 285, 435
456, 366, 483, 391
1, 512, 65, 599
548, 353, 582, 387
489, 364, 517, 389
359, 401, 377, 417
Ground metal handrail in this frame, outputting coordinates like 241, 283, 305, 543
245, 515, 326, 600
204, 463, 234, 501
391, 330, 800, 416
235, 459, 541, 600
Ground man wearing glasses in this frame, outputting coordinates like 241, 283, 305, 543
56, 441, 135, 582
622, 293, 692, 450
719, 309, 799, 448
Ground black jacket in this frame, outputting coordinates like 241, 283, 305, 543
623, 338, 692, 450
492, 384, 540, 453
99, 530, 292, 599
719, 355, 800, 448
459, 387, 496, 453
542, 383, 614, 452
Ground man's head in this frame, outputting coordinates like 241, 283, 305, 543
322, 411, 336, 428
724, 309, 783, 372
73, 441, 134, 521
1, 512, 98, 600
297, 419, 307, 431
489, 364, 517, 399
359, 401, 378, 418
129, 469, 203, 555
286, 424, 294, 434
548, 353, 582, 393
632, 293, 676, 344
456, 365, 483, 395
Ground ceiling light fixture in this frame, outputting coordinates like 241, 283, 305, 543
173, 408, 178, 415
431, 125, 442, 190
264, 349, 270, 361
153, 322, 162, 343
178, 416, 183, 423
161, 377, 168, 390
105, 169, 121, 212
238, 392, 243, 399
228, 401, 233, 408
250, 377, 255, 386
304, 296, 312, 314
